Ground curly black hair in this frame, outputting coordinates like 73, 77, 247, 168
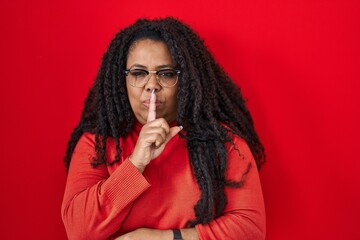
64, 17, 265, 227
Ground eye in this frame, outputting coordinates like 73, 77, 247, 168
158, 70, 177, 79
129, 69, 148, 78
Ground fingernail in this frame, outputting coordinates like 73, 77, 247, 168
179, 125, 183, 130
151, 89, 155, 95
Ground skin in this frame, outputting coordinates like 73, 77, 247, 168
119, 39, 199, 239
126, 39, 183, 173
126, 39, 178, 125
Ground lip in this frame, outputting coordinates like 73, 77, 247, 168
142, 99, 162, 108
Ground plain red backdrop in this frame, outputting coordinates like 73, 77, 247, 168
1, 0, 359, 239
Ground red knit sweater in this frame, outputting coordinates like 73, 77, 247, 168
61, 122, 266, 239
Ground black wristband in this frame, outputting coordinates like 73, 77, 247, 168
172, 229, 182, 240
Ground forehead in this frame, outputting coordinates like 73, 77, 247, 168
126, 39, 174, 67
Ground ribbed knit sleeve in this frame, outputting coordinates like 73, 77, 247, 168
195, 136, 266, 240
61, 133, 151, 240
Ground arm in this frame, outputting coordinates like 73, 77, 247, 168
62, 91, 182, 239
116, 136, 265, 240
195, 136, 266, 240
115, 228, 198, 240
61, 133, 152, 240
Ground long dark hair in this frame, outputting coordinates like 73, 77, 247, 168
64, 17, 265, 226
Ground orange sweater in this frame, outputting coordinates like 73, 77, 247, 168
61, 123, 266, 239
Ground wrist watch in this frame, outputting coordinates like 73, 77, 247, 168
173, 229, 182, 240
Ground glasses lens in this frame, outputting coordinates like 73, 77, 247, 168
157, 69, 178, 87
128, 69, 148, 87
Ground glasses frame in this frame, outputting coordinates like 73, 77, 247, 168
124, 68, 181, 88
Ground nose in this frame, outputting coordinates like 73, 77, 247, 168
145, 73, 161, 93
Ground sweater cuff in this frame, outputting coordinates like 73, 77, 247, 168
102, 158, 151, 208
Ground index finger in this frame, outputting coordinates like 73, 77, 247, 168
147, 89, 156, 122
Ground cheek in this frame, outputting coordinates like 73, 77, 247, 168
167, 89, 178, 107
126, 85, 141, 106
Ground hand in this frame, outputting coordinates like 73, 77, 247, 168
130, 90, 182, 172
115, 228, 172, 240
115, 228, 199, 240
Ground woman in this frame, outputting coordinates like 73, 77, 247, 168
62, 17, 266, 240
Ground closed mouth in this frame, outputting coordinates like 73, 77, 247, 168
142, 99, 162, 108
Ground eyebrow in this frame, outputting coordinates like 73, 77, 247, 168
127, 64, 176, 70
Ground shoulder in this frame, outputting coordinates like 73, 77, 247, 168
220, 123, 253, 158
73, 132, 96, 154
73, 132, 121, 165
73, 132, 119, 151
230, 134, 253, 157
225, 131, 257, 179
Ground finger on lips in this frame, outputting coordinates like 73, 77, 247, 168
147, 89, 156, 123
144, 89, 182, 147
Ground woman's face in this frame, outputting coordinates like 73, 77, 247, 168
126, 39, 179, 125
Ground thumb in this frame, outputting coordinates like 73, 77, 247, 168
165, 126, 183, 144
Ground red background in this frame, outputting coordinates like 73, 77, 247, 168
1, 0, 359, 239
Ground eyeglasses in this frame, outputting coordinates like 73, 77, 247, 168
124, 68, 181, 88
